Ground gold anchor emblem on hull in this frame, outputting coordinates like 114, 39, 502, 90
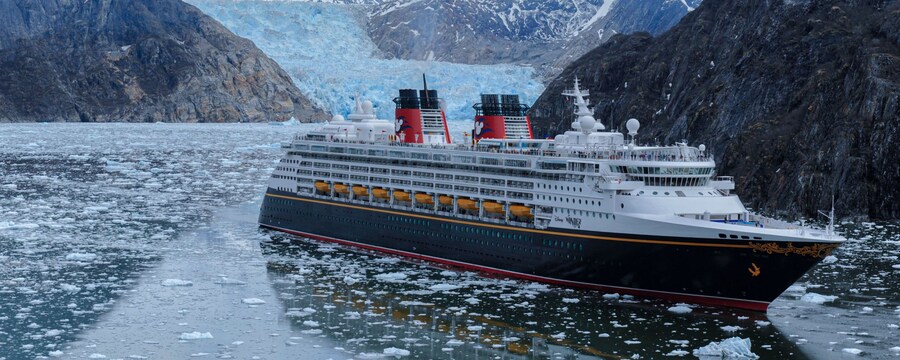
748, 263, 761, 277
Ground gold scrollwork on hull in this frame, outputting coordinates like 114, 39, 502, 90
748, 242, 839, 258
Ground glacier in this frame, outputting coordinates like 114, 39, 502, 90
188, 0, 545, 121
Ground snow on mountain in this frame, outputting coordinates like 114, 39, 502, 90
189, 0, 543, 121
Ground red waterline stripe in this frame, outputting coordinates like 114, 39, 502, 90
260, 224, 770, 312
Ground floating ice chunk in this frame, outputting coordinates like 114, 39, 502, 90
446, 339, 464, 346
892, 264, 900, 270
65, 253, 97, 262
692, 337, 759, 359
0, 222, 39, 230
375, 272, 408, 282
841, 348, 863, 355
822, 256, 838, 264
179, 332, 214, 340
720, 325, 743, 332
668, 305, 693, 314
430, 283, 460, 292
860, 307, 873, 313
666, 350, 689, 356
44, 329, 63, 337
161, 279, 193, 287
60, 284, 81, 292
602, 293, 620, 300
800, 293, 837, 304
88, 354, 107, 359
467, 325, 483, 331
49, 350, 64, 357
551, 332, 565, 340
214, 277, 247, 285
383, 347, 410, 357
889, 346, 900, 353
464, 297, 480, 305
562, 298, 580, 304
439, 270, 458, 277
241, 298, 266, 305
302, 320, 319, 327
754, 320, 770, 326
343, 276, 360, 285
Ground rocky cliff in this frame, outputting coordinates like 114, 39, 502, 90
364, 0, 699, 80
530, 0, 900, 220
0, 0, 328, 123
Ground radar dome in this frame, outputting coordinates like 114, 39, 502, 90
578, 115, 596, 132
362, 100, 374, 114
698, 144, 706, 152
571, 121, 582, 130
626, 118, 640, 136
332, 114, 345, 122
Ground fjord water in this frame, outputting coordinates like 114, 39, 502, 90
0, 123, 897, 359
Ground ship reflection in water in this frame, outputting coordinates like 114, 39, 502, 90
260, 232, 810, 359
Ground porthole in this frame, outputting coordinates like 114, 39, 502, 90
653, 191, 658, 195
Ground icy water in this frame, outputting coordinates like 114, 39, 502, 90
1, 123, 898, 359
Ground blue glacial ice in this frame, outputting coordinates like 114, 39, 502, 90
188, 0, 545, 121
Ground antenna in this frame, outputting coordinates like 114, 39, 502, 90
422, 74, 428, 100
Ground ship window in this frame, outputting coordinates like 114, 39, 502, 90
741, 235, 749, 239
718, 233, 726, 238
729, 235, 738, 239
753, 236, 762, 240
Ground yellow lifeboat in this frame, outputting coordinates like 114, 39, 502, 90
314, 181, 330, 193
439, 195, 453, 206
372, 188, 389, 199
334, 183, 349, 194
483, 201, 504, 214
509, 205, 533, 218
415, 193, 434, 205
457, 198, 477, 211
393, 191, 411, 202
352, 186, 368, 197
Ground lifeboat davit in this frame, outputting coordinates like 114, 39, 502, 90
352, 186, 369, 196
483, 201, 504, 214
334, 184, 349, 194
439, 195, 453, 206
372, 188, 389, 199
509, 205, 533, 218
415, 193, 434, 205
457, 198, 477, 211
393, 191, 411, 202
315, 181, 330, 193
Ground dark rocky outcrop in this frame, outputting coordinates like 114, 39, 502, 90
530, 0, 900, 219
0, 0, 328, 123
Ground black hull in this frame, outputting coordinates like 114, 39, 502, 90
259, 189, 835, 311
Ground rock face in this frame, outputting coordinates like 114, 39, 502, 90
530, 0, 900, 220
364, 0, 699, 80
0, 0, 328, 123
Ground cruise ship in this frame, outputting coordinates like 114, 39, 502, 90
259, 78, 844, 312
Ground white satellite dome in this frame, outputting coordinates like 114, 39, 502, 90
626, 118, 640, 136
571, 121, 582, 130
362, 100, 374, 114
699, 144, 706, 152
332, 114, 345, 122
578, 115, 596, 133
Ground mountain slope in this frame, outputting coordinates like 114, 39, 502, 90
530, 0, 900, 219
0, 0, 327, 123
364, 0, 700, 80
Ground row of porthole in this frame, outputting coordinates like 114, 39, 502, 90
718, 233, 762, 240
